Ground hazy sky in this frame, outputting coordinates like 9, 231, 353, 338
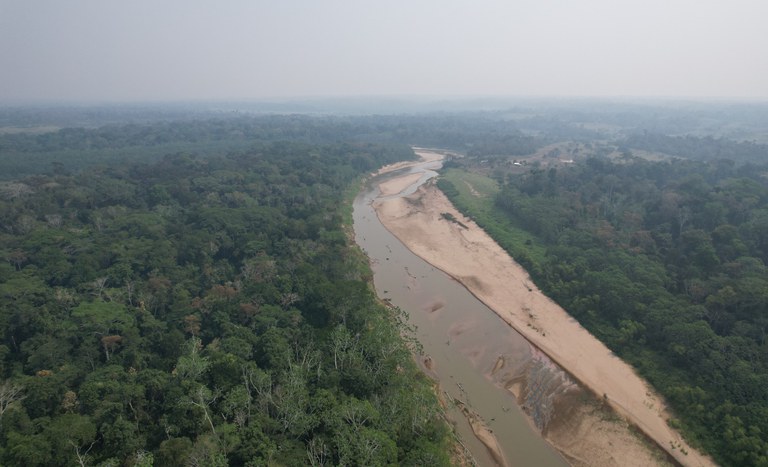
1, 0, 767, 102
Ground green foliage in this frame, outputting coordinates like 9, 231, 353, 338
0, 122, 451, 465
439, 169, 546, 269
445, 156, 768, 465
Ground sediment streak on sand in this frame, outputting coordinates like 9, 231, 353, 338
373, 150, 716, 467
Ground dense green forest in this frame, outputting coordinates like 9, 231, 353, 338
3, 101, 768, 466
0, 133, 453, 465
441, 152, 768, 465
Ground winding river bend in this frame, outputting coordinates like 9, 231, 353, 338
353, 158, 569, 466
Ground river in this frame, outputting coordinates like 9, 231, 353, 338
353, 158, 570, 467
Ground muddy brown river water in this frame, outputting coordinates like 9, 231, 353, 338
353, 160, 570, 467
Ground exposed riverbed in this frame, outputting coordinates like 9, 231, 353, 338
353, 157, 569, 466
354, 149, 715, 467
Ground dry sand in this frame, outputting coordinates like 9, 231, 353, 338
373, 151, 716, 467
377, 173, 423, 196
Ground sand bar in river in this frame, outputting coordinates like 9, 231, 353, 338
377, 173, 423, 196
374, 150, 715, 467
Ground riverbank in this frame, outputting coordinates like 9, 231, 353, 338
373, 151, 715, 467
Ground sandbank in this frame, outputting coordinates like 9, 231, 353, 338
373, 151, 715, 467
377, 173, 423, 196
457, 400, 510, 467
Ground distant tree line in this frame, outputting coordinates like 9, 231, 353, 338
623, 132, 768, 164
0, 114, 553, 180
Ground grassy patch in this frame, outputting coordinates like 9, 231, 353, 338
439, 168, 547, 269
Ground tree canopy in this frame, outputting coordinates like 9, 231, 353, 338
0, 131, 451, 466
443, 153, 768, 465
